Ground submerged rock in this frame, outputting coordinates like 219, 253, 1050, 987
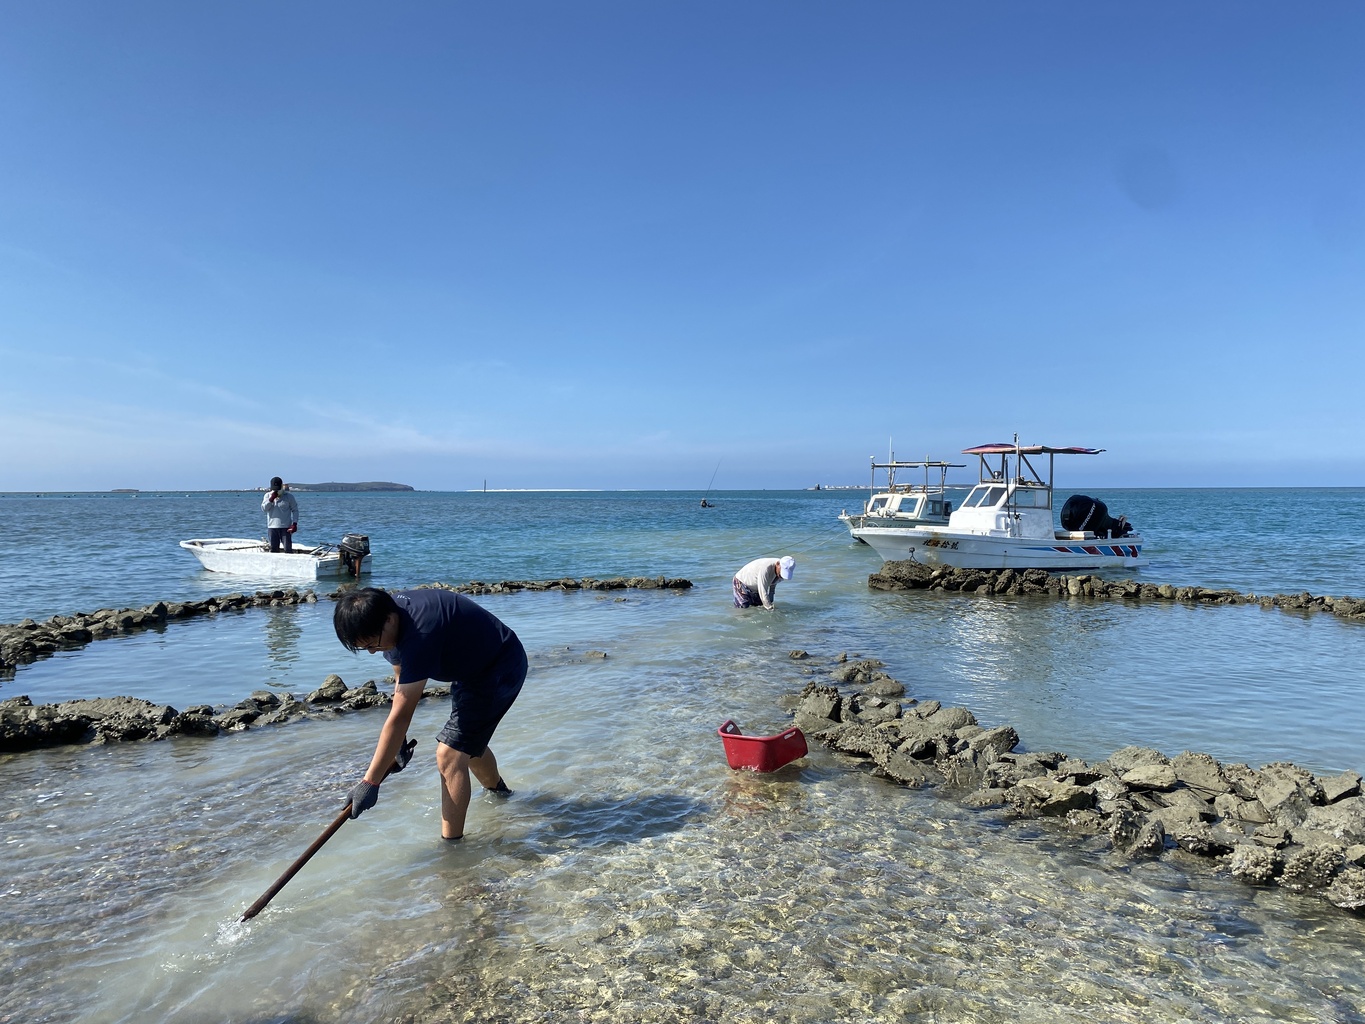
788, 651, 1365, 917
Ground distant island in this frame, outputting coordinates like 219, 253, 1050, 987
285, 482, 414, 492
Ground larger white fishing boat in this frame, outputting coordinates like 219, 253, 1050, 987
856, 439, 1141, 570
840, 456, 966, 541
180, 535, 371, 580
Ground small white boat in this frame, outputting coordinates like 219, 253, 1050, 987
840, 456, 965, 541
180, 535, 371, 580
857, 438, 1142, 570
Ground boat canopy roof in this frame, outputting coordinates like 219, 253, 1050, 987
962, 443, 1105, 456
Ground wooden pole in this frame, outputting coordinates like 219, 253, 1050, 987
240, 740, 415, 922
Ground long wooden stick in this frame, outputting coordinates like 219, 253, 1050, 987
240, 742, 414, 922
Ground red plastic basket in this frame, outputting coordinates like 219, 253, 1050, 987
716, 719, 808, 772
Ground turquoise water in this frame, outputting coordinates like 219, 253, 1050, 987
2, 488, 1364, 1022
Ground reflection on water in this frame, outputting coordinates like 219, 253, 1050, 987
262, 605, 304, 673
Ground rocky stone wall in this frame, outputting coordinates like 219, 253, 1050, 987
785, 653, 1365, 915
0, 674, 437, 753
0, 577, 693, 677
868, 560, 1365, 623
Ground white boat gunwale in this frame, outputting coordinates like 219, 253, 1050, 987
179, 537, 370, 579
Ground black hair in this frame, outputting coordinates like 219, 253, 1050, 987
334, 588, 398, 651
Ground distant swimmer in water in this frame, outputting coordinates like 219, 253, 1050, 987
732, 555, 795, 610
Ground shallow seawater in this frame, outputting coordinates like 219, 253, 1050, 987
6, 636, 1365, 1024
3, 488, 1365, 1021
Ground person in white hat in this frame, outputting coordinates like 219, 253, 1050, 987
732, 555, 795, 610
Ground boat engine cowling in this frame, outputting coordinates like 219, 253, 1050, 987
339, 534, 370, 576
1060, 495, 1133, 539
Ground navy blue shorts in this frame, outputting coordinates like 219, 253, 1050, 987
436, 643, 527, 757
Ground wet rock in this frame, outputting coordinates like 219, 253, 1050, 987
1223, 762, 1264, 801
340, 680, 387, 710
830, 659, 885, 686
1055, 758, 1106, 785
823, 722, 891, 760
1107, 746, 1171, 773
308, 674, 349, 702
1064, 809, 1106, 834
0, 695, 186, 750
963, 725, 1018, 761
1326, 867, 1365, 910
983, 757, 1050, 790
1154, 787, 1216, 821
1171, 751, 1229, 797
923, 706, 977, 731
1255, 763, 1322, 827
1279, 845, 1344, 891
860, 674, 906, 698
871, 747, 943, 789
1165, 820, 1237, 857
1006, 778, 1093, 818
962, 788, 1010, 808
1122, 764, 1179, 791
850, 696, 902, 725
867, 562, 1365, 630
786, 653, 1365, 916
215, 707, 261, 731
1320, 771, 1363, 804
1301, 796, 1365, 845
1109, 807, 1166, 856
1229, 843, 1280, 884
1252, 824, 1292, 850
1213, 792, 1272, 825
796, 684, 842, 723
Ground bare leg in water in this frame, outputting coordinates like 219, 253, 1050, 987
436, 742, 506, 840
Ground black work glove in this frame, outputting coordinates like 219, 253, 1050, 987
389, 738, 417, 775
348, 780, 379, 819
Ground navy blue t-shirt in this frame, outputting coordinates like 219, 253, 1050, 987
383, 589, 520, 686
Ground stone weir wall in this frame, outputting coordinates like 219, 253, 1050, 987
0, 576, 693, 677
0, 676, 424, 753
785, 652, 1365, 915
868, 559, 1365, 624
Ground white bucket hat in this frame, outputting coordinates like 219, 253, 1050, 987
778, 556, 795, 580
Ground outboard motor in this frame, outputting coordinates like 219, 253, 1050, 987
1060, 495, 1134, 539
339, 534, 370, 577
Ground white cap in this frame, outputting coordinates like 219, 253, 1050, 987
778, 556, 795, 580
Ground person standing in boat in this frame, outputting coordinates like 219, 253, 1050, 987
732, 555, 795, 610
261, 476, 299, 553
333, 587, 524, 842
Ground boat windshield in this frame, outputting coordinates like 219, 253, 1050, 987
963, 485, 1008, 508
869, 496, 891, 512
1009, 486, 1051, 508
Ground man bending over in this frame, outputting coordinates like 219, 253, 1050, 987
334, 587, 526, 841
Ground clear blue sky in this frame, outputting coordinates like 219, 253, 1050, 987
1, 2, 1361, 491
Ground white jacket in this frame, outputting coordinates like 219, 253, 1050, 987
261, 490, 299, 529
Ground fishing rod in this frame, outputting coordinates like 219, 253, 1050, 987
240, 739, 417, 922
700, 459, 722, 507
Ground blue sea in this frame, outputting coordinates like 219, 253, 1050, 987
2, 487, 1364, 1023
